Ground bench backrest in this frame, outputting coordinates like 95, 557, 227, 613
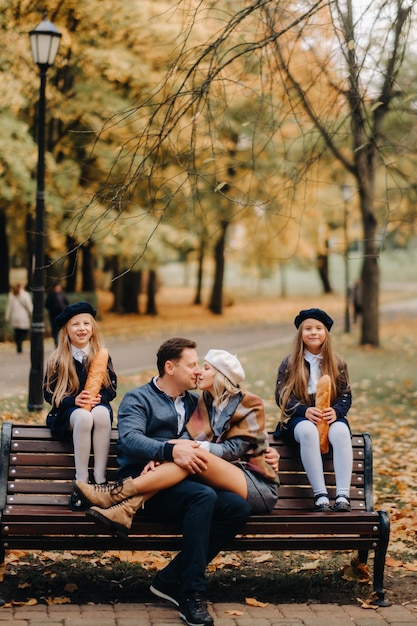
0, 422, 373, 513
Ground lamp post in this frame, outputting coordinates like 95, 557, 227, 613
28, 16, 61, 411
341, 184, 351, 334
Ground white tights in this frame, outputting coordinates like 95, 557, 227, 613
293, 419, 353, 499
69, 406, 111, 484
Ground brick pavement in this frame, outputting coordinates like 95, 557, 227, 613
0, 601, 416, 626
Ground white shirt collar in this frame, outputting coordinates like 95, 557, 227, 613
72, 344, 90, 363
304, 350, 322, 394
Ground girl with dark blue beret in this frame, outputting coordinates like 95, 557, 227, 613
274, 308, 352, 513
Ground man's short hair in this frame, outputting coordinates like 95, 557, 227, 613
156, 337, 197, 377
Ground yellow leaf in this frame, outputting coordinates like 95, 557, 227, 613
11, 598, 38, 606
386, 556, 407, 569
342, 559, 371, 583
224, 609, 244, 616
403, 562, 417, 572
356, 597, 378, 610
45, 596, 71, 605
253, 552, 273, 563
245, 597, 269, 607
290, 559, 321, 574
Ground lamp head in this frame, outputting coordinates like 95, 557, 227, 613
29, 16, 62, 67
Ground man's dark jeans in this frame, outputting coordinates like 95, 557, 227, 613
144, 477, 250, 595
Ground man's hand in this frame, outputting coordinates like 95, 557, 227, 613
265, 446, 279, 473
171, 440, 209, 474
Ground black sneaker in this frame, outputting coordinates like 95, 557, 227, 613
150, 572, 180, 607
69, 491, 87, 511
179, 592, 213, 626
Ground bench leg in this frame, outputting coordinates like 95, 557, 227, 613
371, 510, 391, 607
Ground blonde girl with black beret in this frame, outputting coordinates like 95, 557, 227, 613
274, 308, 353, 512
44, 301, 117, 510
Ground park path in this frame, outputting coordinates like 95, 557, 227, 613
0, 296, 416, 398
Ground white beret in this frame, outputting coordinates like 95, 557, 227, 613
203, 349, 245, 385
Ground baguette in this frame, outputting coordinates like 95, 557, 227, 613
315, 374, 331, 454
83, 348, 109, 411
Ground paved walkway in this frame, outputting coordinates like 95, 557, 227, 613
1, 296, 417, 398
0, 600, 417, 625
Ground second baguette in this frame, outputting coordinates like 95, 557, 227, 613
315, 374, 331, 454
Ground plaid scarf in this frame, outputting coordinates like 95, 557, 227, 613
186, 392, 278, 483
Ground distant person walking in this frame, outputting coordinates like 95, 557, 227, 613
45, 281, 70, 346
5, 284, 33, 353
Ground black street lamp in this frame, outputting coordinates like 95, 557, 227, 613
28, 16, 61, 411
341, 184, 351, 334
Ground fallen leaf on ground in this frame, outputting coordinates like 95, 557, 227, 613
252, 552, 274, 563
342, 559, 371, 582
224, 609, 244, 616
356, 597, 378, 610
44, 596, 71, 605
290, 559, 321, 574
245, 597, 269, 607
10, 598, 38, 606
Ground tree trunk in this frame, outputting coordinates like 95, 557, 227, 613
194, 234, 205, 305
65, 235, 78, 293
146, 269, 158, 316
122, 270, 141, 314
81, 242, 95, 292
208, 220, 228, 315
358, 186, 379, 346
316, 252, 332, 294
0, 210, 10, 294
109, 256, 123, 313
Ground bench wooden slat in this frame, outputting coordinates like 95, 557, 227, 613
0, 422, 390, 607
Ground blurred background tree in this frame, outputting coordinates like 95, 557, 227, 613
1, 0, 417, 346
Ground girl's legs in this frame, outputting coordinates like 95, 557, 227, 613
294, 420, 328, 504
90, 405, 112, 484
70, 409, 94, 482
328, 421, 352, 499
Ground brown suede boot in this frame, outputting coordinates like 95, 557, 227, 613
73, 477, 137, 508
85, 495, 144, 537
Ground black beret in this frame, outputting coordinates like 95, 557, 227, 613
294, 308, 334, 331
56, 301, 97, 330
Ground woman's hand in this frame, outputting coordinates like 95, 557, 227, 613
141, 460, 161, 474
265, 447, 279, 472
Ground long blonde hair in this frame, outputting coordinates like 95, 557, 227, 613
44, 315, 111, 407
203, 369, 241, 411
279, 321, 346, 420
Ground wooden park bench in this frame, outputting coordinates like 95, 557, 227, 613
0, 423, 390, 606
